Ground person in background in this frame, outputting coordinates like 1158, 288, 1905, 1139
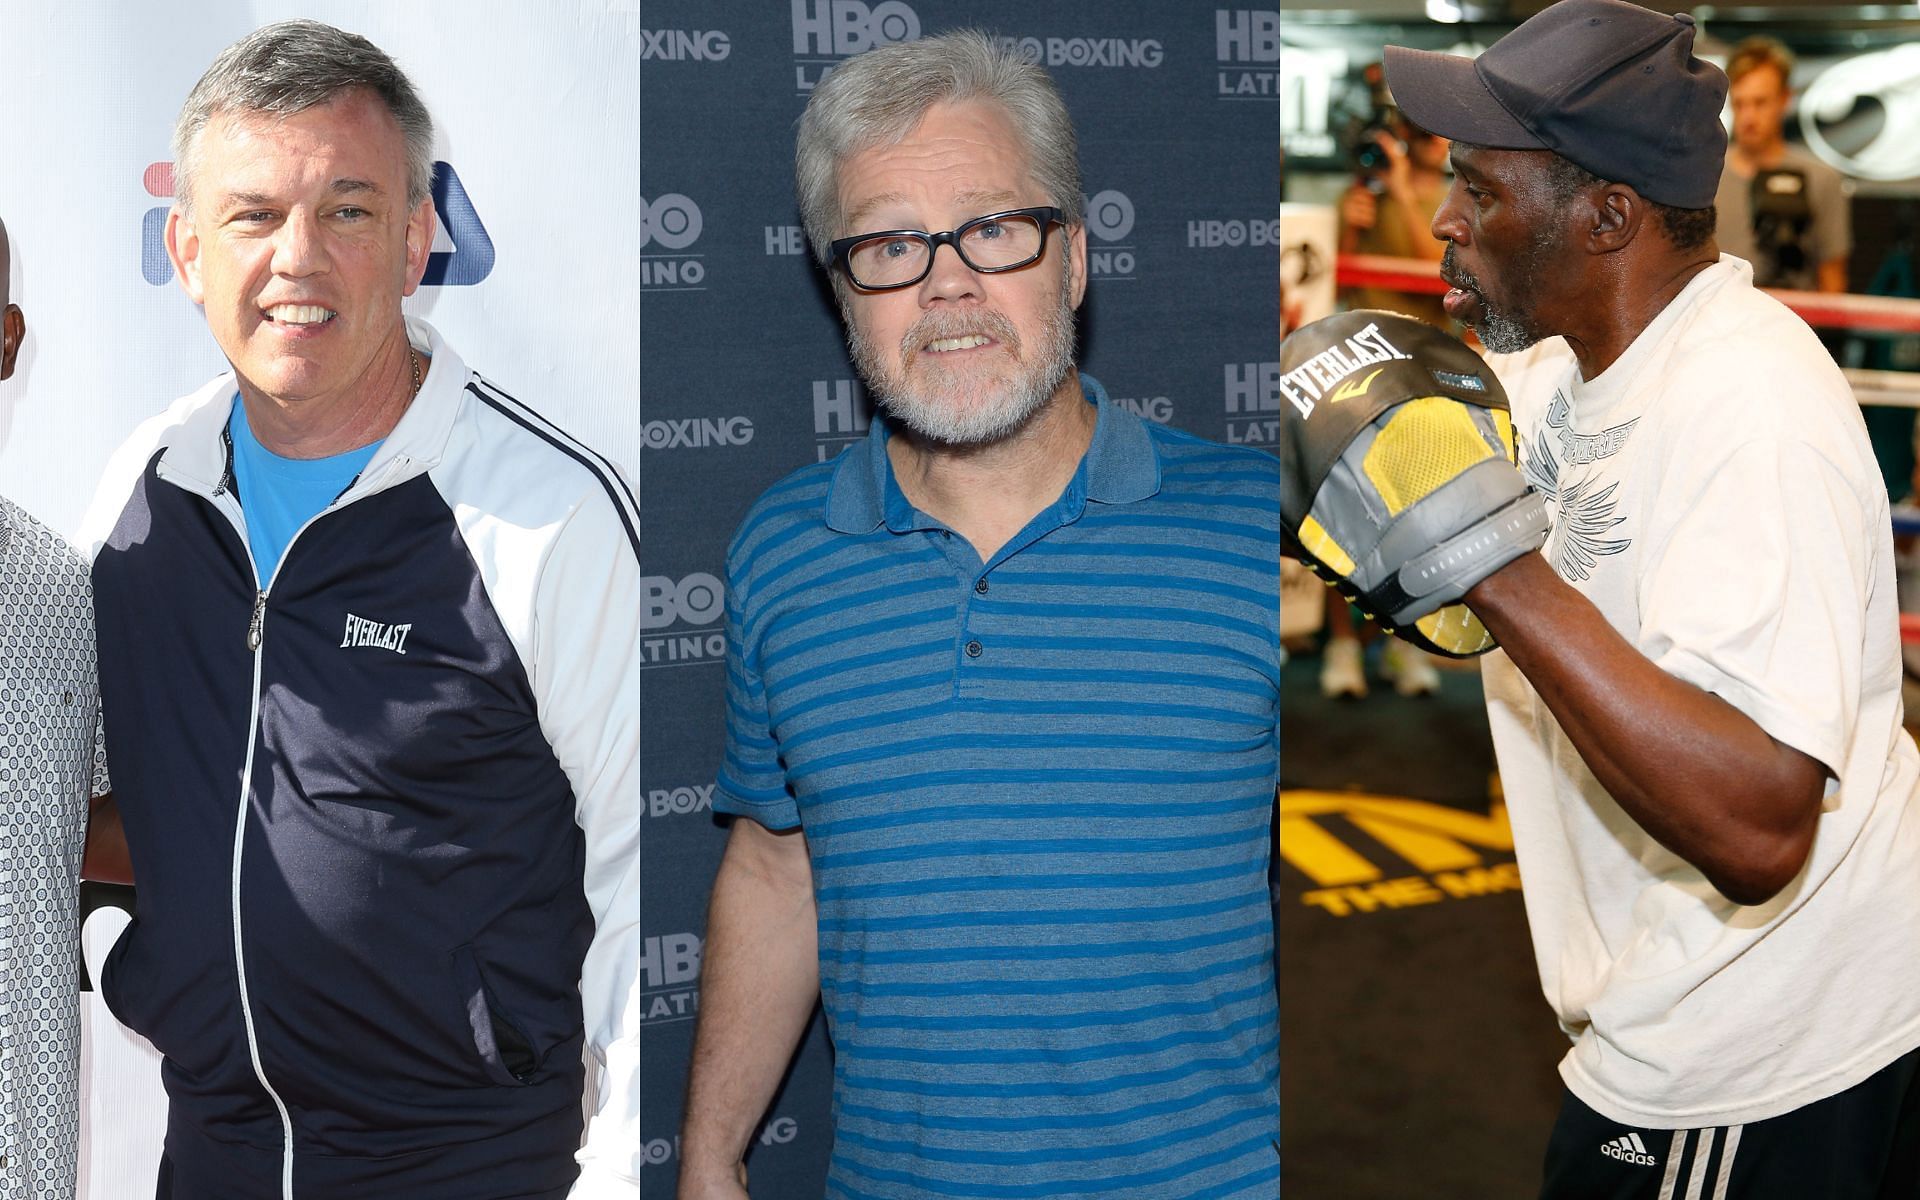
1339, 112, 1451, 324
0, 212, 117, 1200
1325, 102, 1450, 698
1714, 36, 1850, 294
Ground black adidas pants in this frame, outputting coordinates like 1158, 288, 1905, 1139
1540, 1046, 1920, 1199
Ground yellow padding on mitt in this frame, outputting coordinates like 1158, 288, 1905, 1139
1362, 396, 1496, 516
1415, 604, 1495, 657
1298, 516, 1355, 576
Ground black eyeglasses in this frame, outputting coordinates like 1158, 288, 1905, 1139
829, 206, 1065, 291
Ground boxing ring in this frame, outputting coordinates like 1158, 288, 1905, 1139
1338, 252, 1920, 404
1327, 252, 1920, 643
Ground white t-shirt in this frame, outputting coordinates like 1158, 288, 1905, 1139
1481, 255, 1920, 1129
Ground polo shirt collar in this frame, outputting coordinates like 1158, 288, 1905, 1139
1079, 375, 1161, 505
824, 373, 1162, 534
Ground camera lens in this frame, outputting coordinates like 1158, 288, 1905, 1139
1351, 118, 1398, 174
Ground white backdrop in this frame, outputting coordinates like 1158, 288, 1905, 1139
0, 4, 638, 1195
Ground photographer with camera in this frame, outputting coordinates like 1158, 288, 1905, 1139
1338, 64, 1451, 328
1715, 37, 1850, 293
1324, 65, 1452, 699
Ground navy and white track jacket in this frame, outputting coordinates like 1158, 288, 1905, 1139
79, 319, 638, 1199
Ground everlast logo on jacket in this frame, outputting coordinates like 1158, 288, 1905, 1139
340, 612, 413, 655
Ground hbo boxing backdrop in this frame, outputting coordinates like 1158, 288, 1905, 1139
0, 3, 637, 1196
640, 3, 1280, 1193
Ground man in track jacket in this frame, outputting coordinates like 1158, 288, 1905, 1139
77, 22, 637, 1199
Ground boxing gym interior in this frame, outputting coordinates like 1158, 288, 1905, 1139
1279, 3, 1920, 1195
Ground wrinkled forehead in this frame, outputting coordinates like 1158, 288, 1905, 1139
836, 100, 1038, 226
199, 89, 406, 167
1448, 143, 1551, 185
192, 91, 410, 204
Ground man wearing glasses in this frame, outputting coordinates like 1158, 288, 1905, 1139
677, 30, 1281, 1200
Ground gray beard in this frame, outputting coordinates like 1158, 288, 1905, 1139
844, 261, 1078, 447
1473, 303, 1540, 354
1441, 239, 1553, 354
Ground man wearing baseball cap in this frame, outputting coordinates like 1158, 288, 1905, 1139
1378, 1, 1920, 1194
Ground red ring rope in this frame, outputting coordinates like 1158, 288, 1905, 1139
1326, 254, 1920, 642
1333, 254, 1920, 336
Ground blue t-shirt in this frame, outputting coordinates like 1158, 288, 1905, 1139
714, 377, 1282, 1199
228, 400, 380, 582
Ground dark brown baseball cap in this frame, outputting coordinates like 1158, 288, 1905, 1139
1384, 0, 1727, 208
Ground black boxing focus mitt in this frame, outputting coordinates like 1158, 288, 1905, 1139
1278, 310, 1547, 657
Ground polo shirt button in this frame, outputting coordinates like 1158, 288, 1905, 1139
965, 639, 983, 658
974, 578, 989, 595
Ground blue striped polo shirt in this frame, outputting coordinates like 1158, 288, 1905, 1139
715, 376, 1280, 1199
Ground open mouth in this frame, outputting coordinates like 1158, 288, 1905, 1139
1443, 286, 1479, 320
1437, 255, 1483, 322
925, 334, 993, 353
262, 304, 338, 327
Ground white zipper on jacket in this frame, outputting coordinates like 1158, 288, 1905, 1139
229, 597, 293, 1198
156, 447, 417, 1200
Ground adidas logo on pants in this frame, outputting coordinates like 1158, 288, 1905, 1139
1599, 1132, 1657, 1166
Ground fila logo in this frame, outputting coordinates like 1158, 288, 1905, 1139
141, 161, 492, 286
340, 613, 413, 655
1600, 1132, 1656, 1166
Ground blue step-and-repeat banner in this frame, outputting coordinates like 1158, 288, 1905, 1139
640, 3, 1280, 1193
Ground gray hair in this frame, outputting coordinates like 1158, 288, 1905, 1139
795, 29, 1083, 265
172, 20, 435, 218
